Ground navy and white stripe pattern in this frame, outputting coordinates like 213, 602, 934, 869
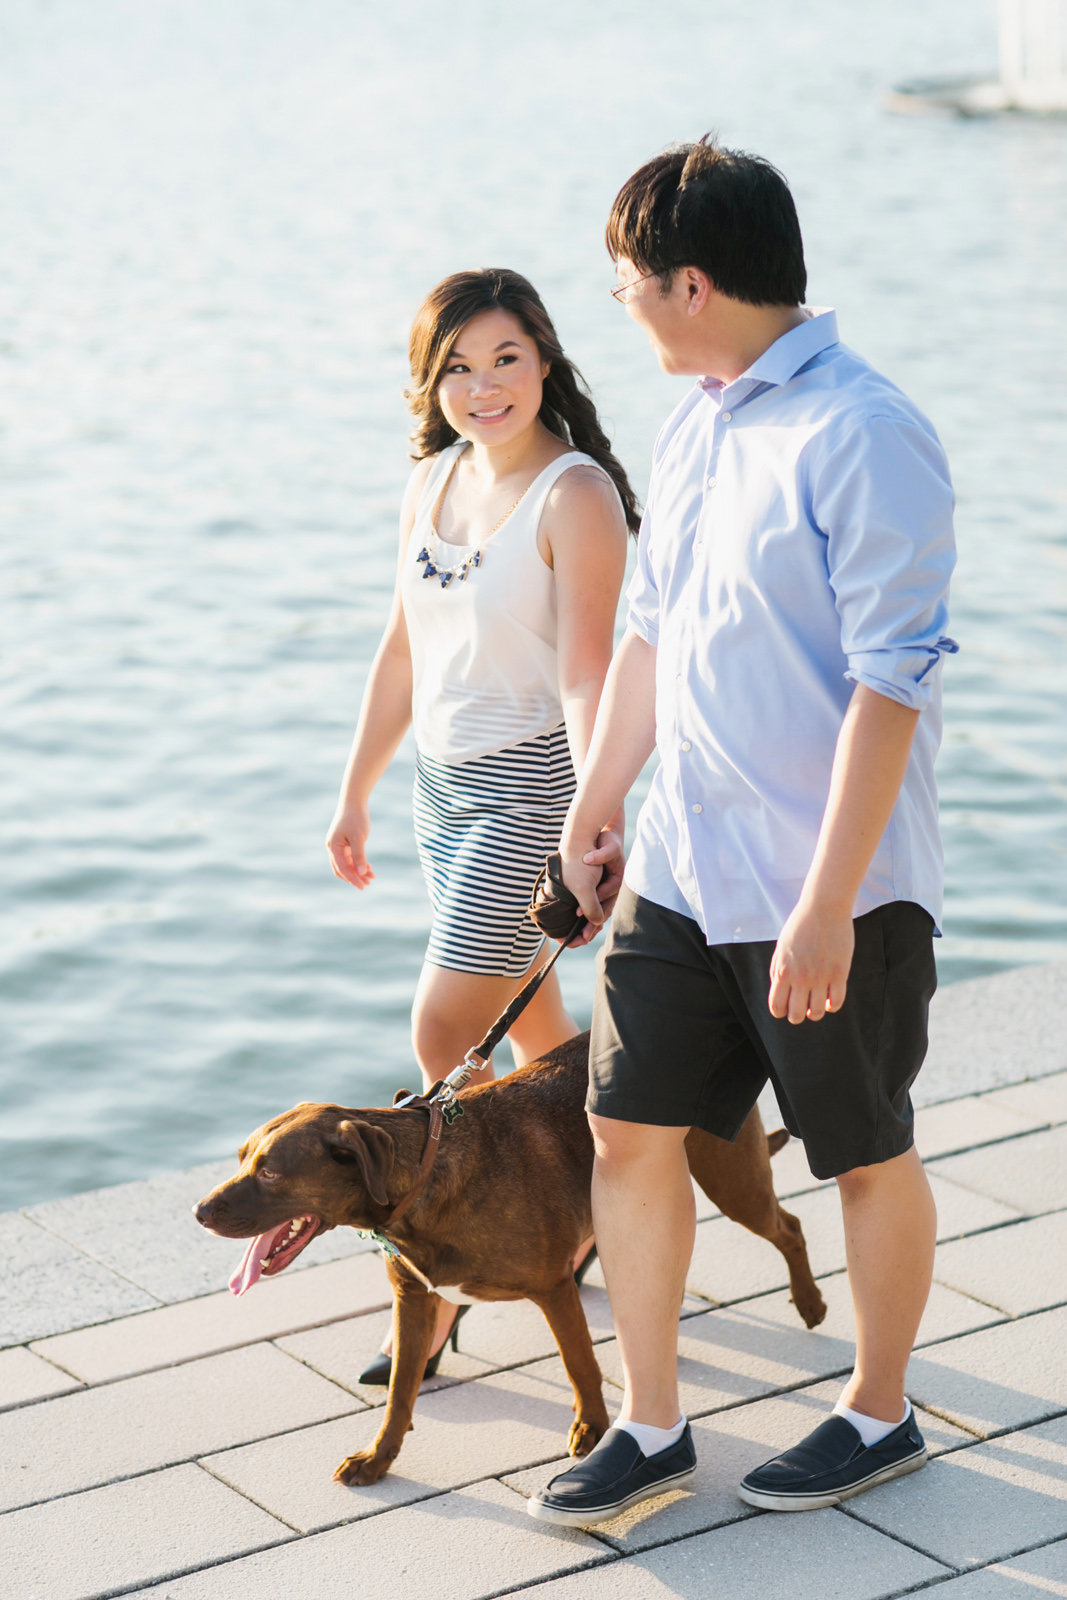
413, 723, 576, 977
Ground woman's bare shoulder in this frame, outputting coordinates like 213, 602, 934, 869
399, 453, 441, 523
543, 461, 625, 526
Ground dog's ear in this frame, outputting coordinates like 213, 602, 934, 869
326, 1119, 395, 1207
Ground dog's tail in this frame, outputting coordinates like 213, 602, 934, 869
767, 1128, 790, 1158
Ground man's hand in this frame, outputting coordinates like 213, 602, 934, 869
559, 826, 626, 945
768, 900, 854, 1024
768, 684, 918, 1023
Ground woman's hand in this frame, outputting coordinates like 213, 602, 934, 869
326, 801, 374, 889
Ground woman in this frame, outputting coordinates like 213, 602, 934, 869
326, 268, 638, 1378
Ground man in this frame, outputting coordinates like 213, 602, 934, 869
528, 138, 956, 1526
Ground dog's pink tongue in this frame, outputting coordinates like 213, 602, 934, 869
229, 1226, 284, 1297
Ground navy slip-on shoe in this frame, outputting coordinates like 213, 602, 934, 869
738, 1409, 927, 1511
528, 1423, 697, 1527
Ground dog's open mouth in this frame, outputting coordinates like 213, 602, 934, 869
229, 1214, 323, 1297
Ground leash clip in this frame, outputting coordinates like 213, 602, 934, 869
431, 1048, 486, 1119
432, 1045, 487, 1121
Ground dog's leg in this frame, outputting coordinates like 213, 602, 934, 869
686, 1114, 827, 1330
530, 1278, 610, 1456
334, 1276, 438, 1485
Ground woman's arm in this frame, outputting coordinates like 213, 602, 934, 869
557, 629, 658, 938
325, 460, 432, 889
541, 463, 628, 813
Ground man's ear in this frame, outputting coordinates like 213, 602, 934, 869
683, 267, 711, 315
326, 1119, 395, 1207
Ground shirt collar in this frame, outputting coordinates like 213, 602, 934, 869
698, 308, 839, 400
742, 306, 839, 387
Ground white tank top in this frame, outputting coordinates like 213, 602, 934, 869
401, 442, 610, 763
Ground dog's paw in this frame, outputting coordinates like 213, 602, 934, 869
567, 1418, 604, 1457
333, 1450, 392, 1486
794, 1287, 829, 1330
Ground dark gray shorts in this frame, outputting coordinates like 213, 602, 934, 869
588, 887, 937, 1180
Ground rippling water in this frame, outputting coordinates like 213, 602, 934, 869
2, 0, 1065, 1209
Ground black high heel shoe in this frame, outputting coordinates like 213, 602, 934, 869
358, 1302, 469, 1387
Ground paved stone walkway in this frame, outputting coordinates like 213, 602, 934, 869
2, 965, 1066, 1599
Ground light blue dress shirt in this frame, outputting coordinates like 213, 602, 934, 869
625, 309, 957, 945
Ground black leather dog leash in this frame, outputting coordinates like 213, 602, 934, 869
364, 859, 589, 1249
426, 907, 586, 1125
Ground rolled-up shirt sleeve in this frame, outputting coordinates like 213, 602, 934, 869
817, 413, 958, 710
625, 489, 661, 647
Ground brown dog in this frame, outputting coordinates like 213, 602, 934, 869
195, 1033, 825, 1486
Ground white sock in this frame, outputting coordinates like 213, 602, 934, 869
614, 1416, 687, 1456
833, 1396, 911, 1448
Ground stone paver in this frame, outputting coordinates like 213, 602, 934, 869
433, 1279, 707, 1369
912, 1539, 1067, 1595
614, 1269, 1003, 1417
0, 1342, 359, 1512
6, 974, 1067, 1600
202, 1361, 608, 1533
30, 1252, 393, 1383
752, 1269, 1005, 1352
592, 1295, 855, 1419
0, 1210, 158, 1346
985, 1068, 1067, 1127
276, 1305, 494, 1405
915, 1093, 1043, 1157
933, 1211, 1067, 1316
22, 1161, 368, 1305
847, 1413, 1067, 1570
685, 1175, 1019, 1305
0, 1344, 81, 1410
504, 1501, 949, 1600
504, 1378, 970, 1556
907, 1305, 1067, 1436
122, 1477, 607, 1600
760, 1134, 827, 1198
0, 1463, 290, 1600
929, 1124, 1067, 1218
448, 1282, 618, 1369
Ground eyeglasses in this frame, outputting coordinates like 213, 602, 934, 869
610, 269, 662, 304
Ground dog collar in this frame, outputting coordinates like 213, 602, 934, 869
357, 1228, 438, 1295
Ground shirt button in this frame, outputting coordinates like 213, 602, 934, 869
681, 740, 692, 751
706, 475, 717, 488
691, 802, 703, 814
721, 411, 732, 422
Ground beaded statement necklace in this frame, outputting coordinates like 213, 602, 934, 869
415, 455, 533, 589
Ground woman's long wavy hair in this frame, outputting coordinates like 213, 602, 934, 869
405, 269, 640, 536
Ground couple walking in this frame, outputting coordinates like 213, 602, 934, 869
326, 136, 957, 1523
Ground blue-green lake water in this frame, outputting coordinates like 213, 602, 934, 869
2, 0, 1065, 1208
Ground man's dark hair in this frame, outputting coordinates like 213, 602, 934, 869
606, 136, 807, 307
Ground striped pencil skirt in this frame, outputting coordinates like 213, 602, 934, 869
412, 724, 576, 977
